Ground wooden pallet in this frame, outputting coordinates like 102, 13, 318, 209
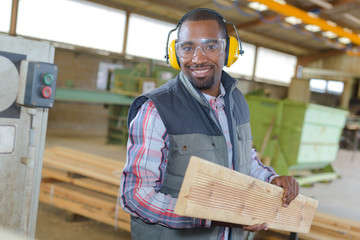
175, 156, 319, 233
40, 146, 130, 231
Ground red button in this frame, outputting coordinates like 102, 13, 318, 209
41, 86, 52, 98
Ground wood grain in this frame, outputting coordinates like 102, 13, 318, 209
40, 182, 130, 232
175, 156, 318, 233
40, 146, 130, 231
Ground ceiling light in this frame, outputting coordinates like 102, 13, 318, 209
307, 12, 319, 18
248, 2, 268, 11
284, 16, 302, 25
326, 20, 337, 27
273, 0, 286, 4
338, 37, 351, 44
344, 28, 353, 34
322, 31, 337, 39
304, 24, 321, 32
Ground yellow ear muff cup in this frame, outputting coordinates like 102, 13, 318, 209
226, 36, 240, 67
169, 39, 181, 70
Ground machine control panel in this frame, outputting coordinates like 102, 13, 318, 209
18, 61, 58, 108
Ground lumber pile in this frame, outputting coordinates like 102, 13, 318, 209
298, 212, 360, 240
265, 212, 360, 240
40, 146, 130, 231
175, 156, 319, 233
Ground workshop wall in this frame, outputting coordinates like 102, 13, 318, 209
238, 79, 288, 99
47, 49, 117, 135
307, 53, 360, 75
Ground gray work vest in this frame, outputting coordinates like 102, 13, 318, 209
127, 71, 252, 240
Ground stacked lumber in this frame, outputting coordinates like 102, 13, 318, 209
298, 212, 360, 240
265, 212, 360, 239
40, 146, 130, 231
175, 156, 319, 233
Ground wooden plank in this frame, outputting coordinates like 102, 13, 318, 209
42, 167, 119, 197
40, 182, 119, 214
313, 212, 360, 233
310, 221, 360, 239
269, 211, 360, 240
39, 182, 130, 231
174, 157, 318, 233
43, 152, 120, 186
46, 146, 124, 171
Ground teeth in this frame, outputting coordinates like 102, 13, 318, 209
193, 69, 210, 74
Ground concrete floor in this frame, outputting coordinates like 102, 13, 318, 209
299, 149, 360, 222
35, 133, 360, 239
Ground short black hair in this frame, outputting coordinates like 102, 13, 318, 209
177, 8, 228, 39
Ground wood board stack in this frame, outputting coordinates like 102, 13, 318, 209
40, 146, 130, 231
175, 156, 319, 233
266, 212, 360, 239
298, 212, 360, 240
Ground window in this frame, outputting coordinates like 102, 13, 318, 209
0, 0, 12, 33
327, 81, 344, 95
310, 79, 327, 93
255, 47, 297, 85
226, 42, 256, 78
310, 79, 344, 95
17, 0, 126, 52
126, 14, 175, 61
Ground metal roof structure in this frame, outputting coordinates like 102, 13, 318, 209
87, 0, 360, 57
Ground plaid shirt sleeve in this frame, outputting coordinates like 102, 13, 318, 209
120, 100, 210, 229
250, 149, 279, 183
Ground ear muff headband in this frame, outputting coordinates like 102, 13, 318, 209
164, 8, 244, 69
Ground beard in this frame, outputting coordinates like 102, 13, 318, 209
185, 65, 216, 90
188, 75, 216, 90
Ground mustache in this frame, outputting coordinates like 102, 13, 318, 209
189, 64, 213, 68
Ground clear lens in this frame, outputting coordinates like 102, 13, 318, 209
176, 38, 226, 59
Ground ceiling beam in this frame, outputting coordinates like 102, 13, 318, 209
86, 0, 184, 24
236, 29, 313, 56
248, 0, 360, 45
333, 0, 360, 6
235, 15, 284, 29
297, 49, 344, 66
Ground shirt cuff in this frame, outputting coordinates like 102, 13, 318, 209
192, 218, 211, 228
267, 173, 279, 183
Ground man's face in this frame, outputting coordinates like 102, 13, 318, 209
178, 20, 225, 96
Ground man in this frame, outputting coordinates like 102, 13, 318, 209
121, 8, 299, 240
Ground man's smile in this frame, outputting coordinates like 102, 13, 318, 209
189, 65, 214, 78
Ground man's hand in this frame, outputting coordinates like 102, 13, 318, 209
211, 221, 268, 232
270, 176, 299, 207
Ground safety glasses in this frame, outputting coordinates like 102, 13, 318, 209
176, 38, 226, 59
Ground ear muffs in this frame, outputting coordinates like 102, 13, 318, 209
169, 36, 240, 70
225, 36, 239, 67
168, 39, 181, 70
166, 8, 244, 70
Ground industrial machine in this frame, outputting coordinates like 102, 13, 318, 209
0, 35, 57, 238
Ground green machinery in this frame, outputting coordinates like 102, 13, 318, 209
107, 63, 179, 145
246, 95, 348, 185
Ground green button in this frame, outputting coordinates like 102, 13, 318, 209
42, 73, 54, 85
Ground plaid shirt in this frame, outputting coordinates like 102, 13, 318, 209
121, 84, 278, 238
